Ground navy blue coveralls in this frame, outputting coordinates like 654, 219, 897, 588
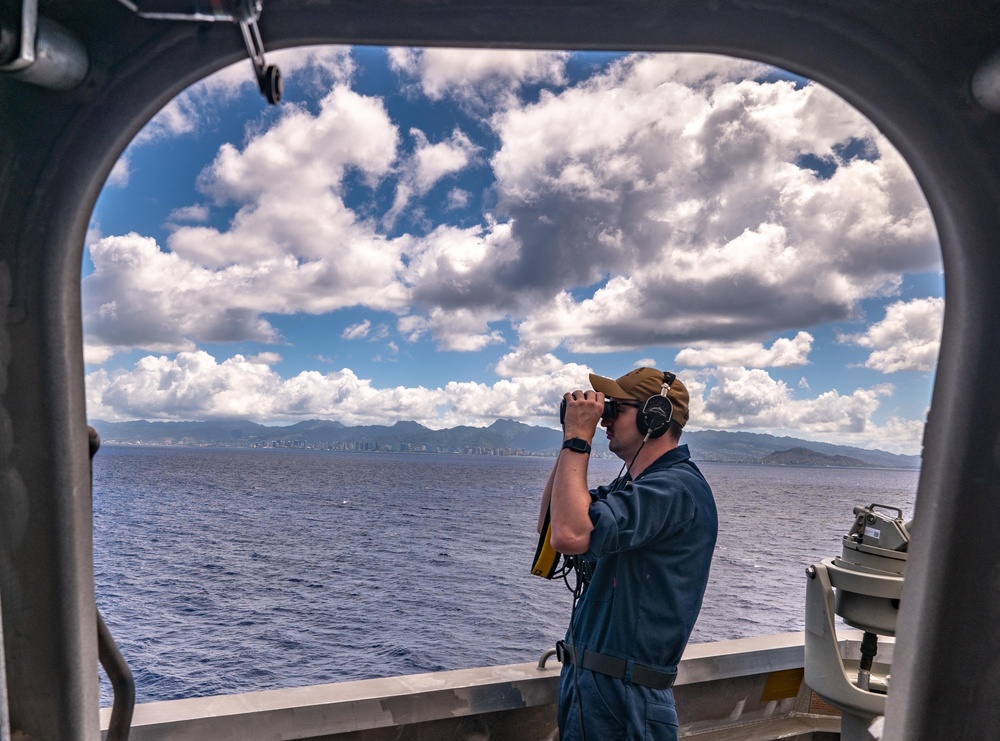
558, 444, 718, 741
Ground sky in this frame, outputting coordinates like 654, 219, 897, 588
83, 46, 944, 455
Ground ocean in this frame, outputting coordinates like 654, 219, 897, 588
92, 445, 919, 706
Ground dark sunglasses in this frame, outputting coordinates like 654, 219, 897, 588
603, 398, 641, 419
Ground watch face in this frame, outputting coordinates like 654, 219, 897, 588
564, 438, 590, 453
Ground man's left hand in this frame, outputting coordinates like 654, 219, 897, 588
562, 390, 605, 442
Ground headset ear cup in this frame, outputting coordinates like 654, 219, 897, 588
638, 396, 673, 438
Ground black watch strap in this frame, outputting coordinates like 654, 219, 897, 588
562, 437, 592, 454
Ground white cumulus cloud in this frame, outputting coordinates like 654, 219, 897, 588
675, 332, 814, 368
411, 128, 479, 192
166, 204, 210, 223
479, 54, 938, 351
387, 127, 479, 223
388, 47, 569, 107
83, 81, 417, 358
398, 307, 506, 352
445, 188, 471, 210
686, 366, 920, 451
94, 52, 941, 359
83, 233, 281, 353
342, 320, 371, 340
249, 352, 283, 365
85, 351, 595, 428
494, 343, 566, 378
840, 297, 944, 372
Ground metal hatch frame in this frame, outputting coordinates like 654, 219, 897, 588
2, 1, 1000, 739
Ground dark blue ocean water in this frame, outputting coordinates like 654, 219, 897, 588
92, 446, 919, 706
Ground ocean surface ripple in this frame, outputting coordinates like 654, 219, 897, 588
92, 446, 918, 706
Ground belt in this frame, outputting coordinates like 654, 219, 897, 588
556, 641, 677, 690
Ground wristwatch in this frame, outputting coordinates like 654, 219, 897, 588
562, 437, 592, 455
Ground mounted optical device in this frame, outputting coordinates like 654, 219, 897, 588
805, 503, 910, 741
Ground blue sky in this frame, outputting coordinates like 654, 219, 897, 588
83, 46, 943, 454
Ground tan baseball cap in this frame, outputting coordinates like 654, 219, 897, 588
589, 367, 690, 427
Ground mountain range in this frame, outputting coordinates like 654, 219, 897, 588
89, 418, 921, 469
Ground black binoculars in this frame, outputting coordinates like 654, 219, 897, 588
559, 397, 618, 426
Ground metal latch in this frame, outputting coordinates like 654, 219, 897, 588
116, 0, 282, 104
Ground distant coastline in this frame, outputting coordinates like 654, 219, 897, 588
90, 419, 921, 470
103, 439, 551, 457
762, 447, 872, 468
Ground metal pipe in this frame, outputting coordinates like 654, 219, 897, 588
97, 611, 135, 741
1, 15, 88, 90
0, 0, 37, 71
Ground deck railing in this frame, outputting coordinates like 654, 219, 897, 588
102, 632, 879, 740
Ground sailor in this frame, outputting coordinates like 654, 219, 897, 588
539, 367, 718, 741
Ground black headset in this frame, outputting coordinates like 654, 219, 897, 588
636, 371, 676, 438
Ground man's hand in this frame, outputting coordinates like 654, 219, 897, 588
549, 388, 603, 554
562, 389, 605, 442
